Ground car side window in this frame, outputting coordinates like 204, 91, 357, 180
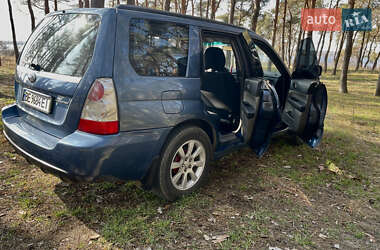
129, 18, 189, 77
254, 45, 281, 78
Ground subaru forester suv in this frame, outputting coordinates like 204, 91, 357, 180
2, 6, 327, 200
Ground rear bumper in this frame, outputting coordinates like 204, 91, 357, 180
2, 104, 170, 182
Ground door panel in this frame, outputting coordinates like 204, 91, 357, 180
249, 81, 280, 156
240, 78, 280, 156
283, 37, 328, 147
282, 79, 327, 147
241, 78, 262, 144
239, 30, 282, 156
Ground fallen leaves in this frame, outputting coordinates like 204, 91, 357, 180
203, 234, 210, 241
157, 207, 163, 214
318, 233, 328, 239
212, 234, 229, 243
365, 232, 376, 243
244, 195, 254, 200
203, 234, 229, 243
89, 233, 100, 240
327, 161, 343, 175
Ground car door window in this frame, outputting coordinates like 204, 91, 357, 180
254, 46, 281, 78
129, 18, 189, 77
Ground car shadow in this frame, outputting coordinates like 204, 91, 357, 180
53, 130, 376, 248
52, 133, 304, 246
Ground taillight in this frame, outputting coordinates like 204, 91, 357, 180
78, 78, 119, 135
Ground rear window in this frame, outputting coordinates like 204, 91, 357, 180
129, 18, 189, 77
19, 14, 101, 77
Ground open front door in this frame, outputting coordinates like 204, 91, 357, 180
281, 38, 328, 147
240, 31, 280, 156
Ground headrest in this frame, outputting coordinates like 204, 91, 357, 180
204, 47, 226, 72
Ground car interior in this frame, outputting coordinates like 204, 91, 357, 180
200, 34, 242, 135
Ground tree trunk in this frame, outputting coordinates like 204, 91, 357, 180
323, 32, 333, 73
0, 56, 2, 67
44, 0, 50, 14
91, 0, 104, 7
199, 0, 202, 17
117, 0, 120, 4
371, 51, 380, 72
180, 0, 187, 14
292, 0, 307, 70
307, 0, 316, 38
354, 32, 366, 71
7, 0, 19, 62
145, 0, 148, 7
27, 0, 35, 31
237, 0, 244, 25
251, 0, 261, 32
271, 0, 280, 47
164, 0, 170, 10
79, 0, 84, 7
210, 0, 216, 19
229, 0, 236, 24
191, 0, 194, 15
317, 31, 326, 65
287, 8, 292, 67
333, 32, 342, 61
360, 32, 370, 66
281, 0, 287, 61
85, 0, 90, 7
316, 32, 324, 54
332, 31, 346, 75
375, 70, 380, 96
209, 0, 221, 20
127, 0, 135, 5
339, 0, 355, 93
54, 0, 58, 11
364, 31, 379, 68
206, 0, 210, 18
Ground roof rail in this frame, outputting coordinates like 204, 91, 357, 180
116, 5, 243, 30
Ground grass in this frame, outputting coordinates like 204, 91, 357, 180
0, 62, 379, 249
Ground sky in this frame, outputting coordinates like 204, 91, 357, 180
0, 0, 75, 42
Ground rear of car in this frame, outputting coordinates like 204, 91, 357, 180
2, 8, 168, 182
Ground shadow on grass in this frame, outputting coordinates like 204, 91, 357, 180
51, 129, 374, 248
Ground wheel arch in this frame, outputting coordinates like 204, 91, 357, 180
141, 118, 216, 190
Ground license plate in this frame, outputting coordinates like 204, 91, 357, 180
22, 88, 52, 114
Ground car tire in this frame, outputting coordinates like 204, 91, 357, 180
153, 126, 212, 201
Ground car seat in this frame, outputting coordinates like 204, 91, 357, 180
201, 47, 240, 131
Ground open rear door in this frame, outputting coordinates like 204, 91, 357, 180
281, 38, 328, 147
240, 31, 281, 156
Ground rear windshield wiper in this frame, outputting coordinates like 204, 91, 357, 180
30, 63, 43, 72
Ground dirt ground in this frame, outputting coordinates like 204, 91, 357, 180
0, 59, 379, 249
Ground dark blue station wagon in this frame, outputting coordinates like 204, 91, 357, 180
2, 6, 327, 200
